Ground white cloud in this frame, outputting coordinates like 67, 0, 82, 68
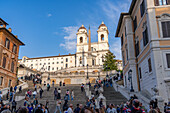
98, 0, 131, 60
60, 26, 79, 53
47, 13, 52, 17
110, 40, 122, 60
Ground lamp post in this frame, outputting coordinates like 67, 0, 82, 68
128, 69, 134, 92
87, 64, 89, 79
98, 71, 100, 80
106, 64, 108, 77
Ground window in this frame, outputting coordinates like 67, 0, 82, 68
52, 67, 54, 70
31, 64, 33, 66
122, 51, 125, 66
166, 53, 170, 68
57, 62, 59, 64
80, 37, 83, 43
66, 58, 68, 62
5, 38, 10, 49
135, 37, 140, 57
101, 34, 104, 41
161, 21, 170, 38
48, 62, 50, 65
155, 0, 169, 5
140, 0, 145, 17
8, 80, 12, 87
52, 62, 54, 64
125, 44, 128, 61
92, 60, 95, 65
121, 34, 124, 46
11, 61, 14, 72
61, 61, 63, 63
148, 58, 152, 72
48, 66, 50, 71
143, 27, 149, 46
133, 16, 137, 31
139, 67, 142, 79
44, 63, 46, 65
2, 57, 6, 68
0, 77, 3, 85
66, 64, 68, 68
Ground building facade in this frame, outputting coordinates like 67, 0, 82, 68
115, 0, 170, 102
19, 22, 122, 73
0, 18, 24, 89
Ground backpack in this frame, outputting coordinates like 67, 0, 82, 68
64, 96, 68, 101
24, 101, 27, 106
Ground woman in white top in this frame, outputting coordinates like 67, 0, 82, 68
32, 90, 37, 99
58, 88, 61, 99
71, 90, 74, 101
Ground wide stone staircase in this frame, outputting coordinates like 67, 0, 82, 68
103, 86, 127, 105
16, 85, 86, 113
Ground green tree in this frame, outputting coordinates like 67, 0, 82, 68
103, 51, 117, 71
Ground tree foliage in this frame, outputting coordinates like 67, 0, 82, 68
103, 51, 117, 71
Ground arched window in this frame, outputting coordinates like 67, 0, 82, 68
11, 61, 15, 72
2, 57, 6, 68
80, 37, 83, 43
101, 34, 104, 41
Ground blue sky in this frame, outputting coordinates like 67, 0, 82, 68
0, 0, 131, 59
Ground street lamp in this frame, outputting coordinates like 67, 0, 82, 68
106, 64, 108, 77
87, 64, 89, 79
128, 69, 134, 92
98, 71, 100, 80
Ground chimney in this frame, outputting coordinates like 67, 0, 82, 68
59, 53, 60, 56
15, 35, 18, 38
8, 27, 12, 32
69, 53, 71, 55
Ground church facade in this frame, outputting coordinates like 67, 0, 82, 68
19, 22, 121, 73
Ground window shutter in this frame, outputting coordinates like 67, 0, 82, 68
167, 21, 170, 37
166, 54, 170, 68
167, 0, 170, 5
155, 0, 159, 6
162, 22, 168, 37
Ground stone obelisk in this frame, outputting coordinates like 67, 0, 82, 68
87, 25, 93, 66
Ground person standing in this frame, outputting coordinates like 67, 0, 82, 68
81, 83, 84, 92
6, 90, 9, 100
39, 88, 44, 98
58, 88, 61, 99
9, 91, 14, 102
10, 86, 13, 92
12, 99, 17, 112
14, 85, 17, 93
59, 81, 62, 86
54, 88, 58, 100
44, 81, 46, 86
27, 105, 33, 113
52, 80, 55, 87
47, 83, 50, 91
67, 104, 73, 113
74, 104, 80, 113
66, 89, 70, 100
55, 99, 62, 113
71, 90, 74, 101
19, 86, 22, 93
33, 90, 37, 99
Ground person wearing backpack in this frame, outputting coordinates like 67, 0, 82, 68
54, 88, 58, 100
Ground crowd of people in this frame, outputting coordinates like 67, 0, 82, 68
0, 74, 169, 113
